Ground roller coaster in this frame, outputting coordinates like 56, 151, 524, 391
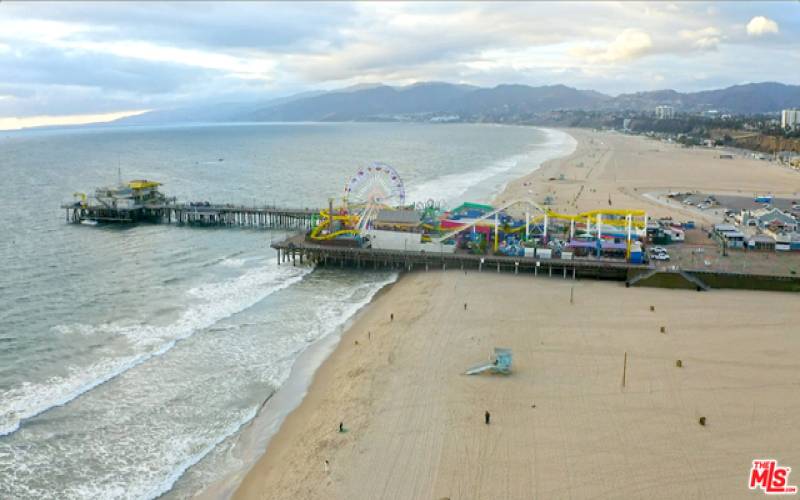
308, 208, 361, 240
431, 199, 647, 246
309, 166, 649, 261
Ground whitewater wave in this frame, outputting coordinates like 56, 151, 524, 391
157, 272, 399, 500
29, 273, 400, 500
406, 155, 525, 206
218, 257, 247, 268
0, 260, 311, 437
406, 127, 575, 207
59, 405, 260, 500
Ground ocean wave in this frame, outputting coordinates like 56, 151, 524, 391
218, 257, 247, 268
406, 128, 575, 206
407, 154, 525, 206
0, 260, 312, 437
161, 273, 399, 500
35, 273, 400, 500
64, 406, 261, 500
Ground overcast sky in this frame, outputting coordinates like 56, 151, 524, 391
0, 1, 797, 127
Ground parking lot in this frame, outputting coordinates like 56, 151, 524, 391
648, 228, 800, 276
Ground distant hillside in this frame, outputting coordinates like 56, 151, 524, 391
453, 84, 611, 116
111, 81, 800, 126
612, 82, 800, 114
111, 91, 326, 126
243, 81, 800, 122
245, 82, 478, 121
244, 82, 611, 121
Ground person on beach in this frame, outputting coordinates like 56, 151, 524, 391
485, 411, 491, 425
339, 422, 344, 432
464, 303, 468, 311
390, 313, 394, 322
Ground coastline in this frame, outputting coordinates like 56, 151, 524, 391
190, 275, 399, 500
195, 127, 576, 499
231, 128, 800, 499
225, 128, 580, 499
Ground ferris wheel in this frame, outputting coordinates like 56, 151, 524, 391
343, 162, 405, 209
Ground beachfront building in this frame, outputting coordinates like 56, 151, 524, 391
364, 209, 458, 253
655, 105, 675, 120
739, 208, 798, 232
781, 109, 800, 130
774, 232, 798, 252
713, 223, 746, 249
372, 209, 422, 232
747, 234, 776, 251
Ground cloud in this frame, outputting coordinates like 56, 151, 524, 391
0, 46, 221, 95
747, 16, 779, 36
679, 27, 722, 50
0, 2, 798, 119
571, 29, 654, 64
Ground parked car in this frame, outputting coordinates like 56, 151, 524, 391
652, 252, 670, 261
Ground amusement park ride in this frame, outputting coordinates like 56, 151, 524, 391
310, 162, 406, 241
309, 163, 649, 262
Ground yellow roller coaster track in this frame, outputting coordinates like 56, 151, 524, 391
311, 205, 646, 241
446, 208, 646, 232
309, 209, 362, 240
538, 208, 647, 228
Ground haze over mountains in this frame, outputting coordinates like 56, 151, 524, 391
117, 81, 800, 126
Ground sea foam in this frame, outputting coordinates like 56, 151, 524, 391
0, 260, 311, 437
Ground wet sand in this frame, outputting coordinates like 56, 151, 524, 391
233, 129, 800, 499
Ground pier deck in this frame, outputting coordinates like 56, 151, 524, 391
61, 202, 318, 229
271, 234, 650, 281
270, 235, 800, 291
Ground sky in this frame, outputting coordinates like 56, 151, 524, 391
0, 1, 797, 128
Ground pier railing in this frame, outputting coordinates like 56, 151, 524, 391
271, 233, 650, 280
61, 201, 319, 229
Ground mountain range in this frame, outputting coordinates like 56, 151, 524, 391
116, 81, 800, 126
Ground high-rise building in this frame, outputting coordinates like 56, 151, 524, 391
781, 109, 800, 129
655, 105, 675, 120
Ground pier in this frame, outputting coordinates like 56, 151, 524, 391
156, 203, 317, 228
61, 178, 318, 229
60, 176, 800, 293
62, 202, 318, 229
270, 234, 800, 291
271, 234, 648, 281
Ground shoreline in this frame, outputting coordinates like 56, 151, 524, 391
192, 275, 399, 500
230, 126, 799, 499
195, 127, 576, 499
228, 128, 582, 498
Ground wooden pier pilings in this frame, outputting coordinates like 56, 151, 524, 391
158, 204, 317, 229
271, 234, 647, 281
61, 202, 318, 229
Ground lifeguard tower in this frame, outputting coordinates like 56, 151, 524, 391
464, 348, 513, 375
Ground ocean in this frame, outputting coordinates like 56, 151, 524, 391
0, 122, 575, 499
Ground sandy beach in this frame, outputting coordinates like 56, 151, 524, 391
233, 129, 800, 499
498, 129, 799, 224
